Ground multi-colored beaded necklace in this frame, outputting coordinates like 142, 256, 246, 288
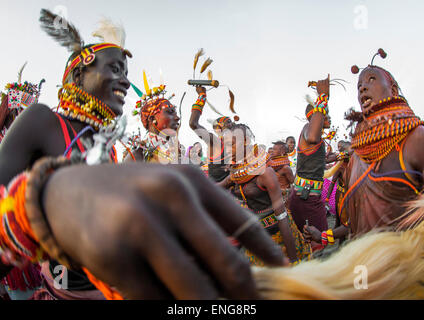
230, 145, 268, 184
57, 83, 116, 130
352, 96, 424, 163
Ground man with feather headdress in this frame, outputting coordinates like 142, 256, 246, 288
0, 9, 283, 300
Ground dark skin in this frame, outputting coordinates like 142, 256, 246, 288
270, 144, 294, 189
189, 86, 232, 161
299, 75, 331, 150
286, 137, 296, 154
0, 48, 284, 299
218, 133, 298, 263
305, 67, 424, 241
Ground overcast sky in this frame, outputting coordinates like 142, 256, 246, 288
2, 0, 423, 154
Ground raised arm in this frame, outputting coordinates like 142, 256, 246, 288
189, 86, 222, 156
303, 75, 330, 145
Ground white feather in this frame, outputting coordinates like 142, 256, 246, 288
17, 62, 27, 84
92, 17, 126, 47
305, 94, 315, 106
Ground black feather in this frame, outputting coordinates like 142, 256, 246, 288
39, 8, 83, 53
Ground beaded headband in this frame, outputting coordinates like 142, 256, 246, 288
62, 43, 131, 84
132, 70, 176, 129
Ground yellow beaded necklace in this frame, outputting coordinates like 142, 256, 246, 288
57, 83, 116, 130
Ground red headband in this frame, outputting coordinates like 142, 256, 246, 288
62, 43, 122, 84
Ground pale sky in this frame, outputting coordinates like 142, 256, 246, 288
2, 0, 424, 156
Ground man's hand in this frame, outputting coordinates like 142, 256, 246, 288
43, 162, 285, 300
303, 225, 321, 243
196, 86, 206, 95
316, 74, 330, 98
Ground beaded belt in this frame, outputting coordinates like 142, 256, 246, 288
294, 175, 323, 195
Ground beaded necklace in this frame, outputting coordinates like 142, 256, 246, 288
351, 96, 424, 163
57, 83, 116, 130
230, 145, 268, 184
267, 155, 290, 169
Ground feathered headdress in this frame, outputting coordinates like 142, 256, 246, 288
39, 8, 132, 85
132, 70, 176, 130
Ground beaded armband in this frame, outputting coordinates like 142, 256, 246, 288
307, 94, 329, 118
314, 94, 329, 115
336, 151, 349, 161
192, 93, 207, 113
0, 173, 48, 267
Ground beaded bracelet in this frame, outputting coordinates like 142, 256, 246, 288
321, 230, 328, 246
313, 93, 329, 116
25, 156, 80, 269
321, 229, 335, 246
326, 229, 335, 245
290, 260, 300, 266
192, 93, 207, 114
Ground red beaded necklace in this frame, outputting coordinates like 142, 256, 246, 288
351, 96, 424, 163
230, 145, 268, 184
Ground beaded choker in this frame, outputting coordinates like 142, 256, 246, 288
352, 96, 424, 163
230, 145, 268, 184
57, 83, 116, 130
267, 155, 290, 169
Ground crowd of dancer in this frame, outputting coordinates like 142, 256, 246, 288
0, 8, 423, 300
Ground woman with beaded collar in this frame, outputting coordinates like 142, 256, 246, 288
0, 9, 284, 300
219, 123, 312, 265
304, 49, 424, 248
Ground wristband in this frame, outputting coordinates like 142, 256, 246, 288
192, 93, 206, 113
326, 229, 335, 245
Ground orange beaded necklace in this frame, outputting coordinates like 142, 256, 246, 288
230, 145, 268, 184
351, 96, 424, 163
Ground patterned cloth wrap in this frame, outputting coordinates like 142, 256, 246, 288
242, 209, 312, 266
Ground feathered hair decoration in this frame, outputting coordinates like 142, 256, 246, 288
39, 8, 83, 53
207, 70, 213, 81
228, 89, 236, 113
17, 62, 27, 84
206, 101, 224, 116
143, 70, 151, 96
200, 58, 213, 74
305, 94, 315, 107
92, 17, 126, 48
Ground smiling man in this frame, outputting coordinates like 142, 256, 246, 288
0, 9, 285, 300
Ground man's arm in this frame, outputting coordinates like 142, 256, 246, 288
189, 87, 222, 157
259, 168, 298, 262
0, 104, 62, 185
302, 75, 330, 146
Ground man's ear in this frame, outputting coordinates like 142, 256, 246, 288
392, 84, 399, 97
